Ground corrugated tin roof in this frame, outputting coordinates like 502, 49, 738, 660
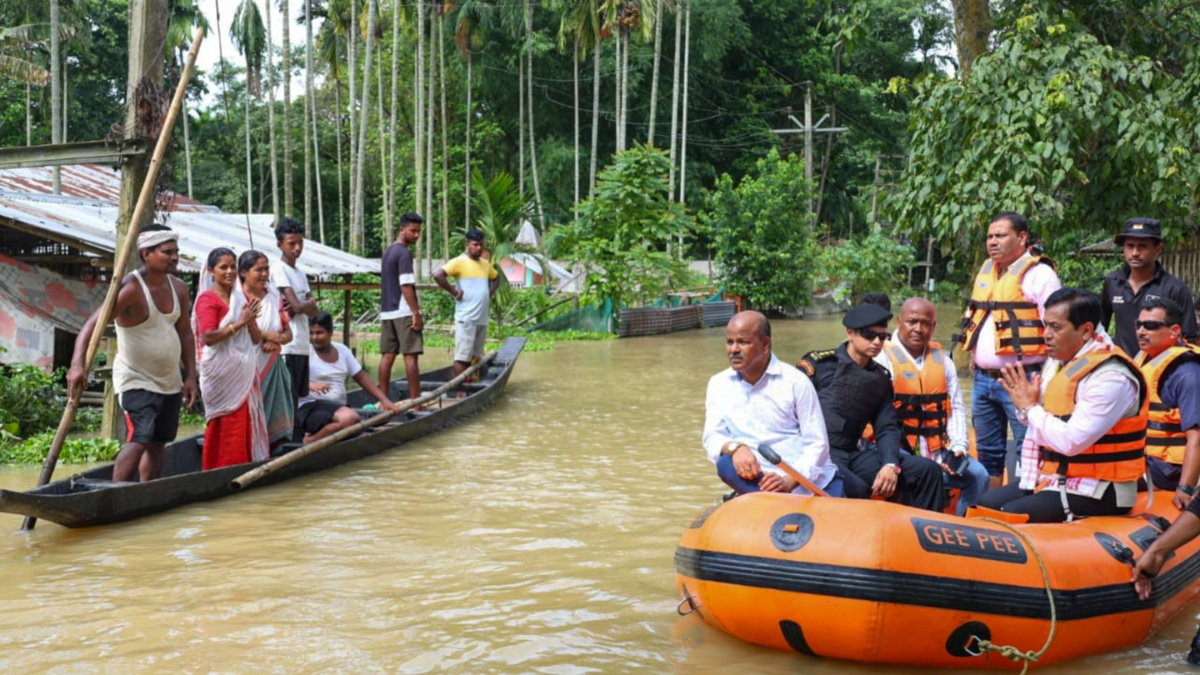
0, 165, 375, 277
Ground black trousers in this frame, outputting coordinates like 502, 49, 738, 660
977, 482, 1127, 523
830, 447, 945, 512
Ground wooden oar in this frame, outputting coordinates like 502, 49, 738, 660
231, 351, 498, 490
755, 444, 829, 497
21, 28, 207, 532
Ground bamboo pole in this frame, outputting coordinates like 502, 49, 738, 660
231, 351, 498, 490
21, 28, 206, 532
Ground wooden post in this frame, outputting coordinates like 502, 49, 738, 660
342, 273, 353, 345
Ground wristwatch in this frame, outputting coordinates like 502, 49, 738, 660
885, 463, 901, 474
1179, 484, 1196, 496
722, 442, 742, 456
1016, 405, 1032, 424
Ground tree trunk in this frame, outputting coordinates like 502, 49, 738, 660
282, 0, 293, 219
464, 50, 472, 231
264, 3, 280, 219
439, 11, 449, 258
304, 0, 315, 229
525, 1, 545, 229
50, 0, 61, 194
951, 0, 993, 76
244, 61, 255, 215
353, 0, 377, 254
573, 35, 579, 209
668, 0, 681, 193
590, 38, 600, 194
388, 0, 401, 244
334, 82, 346, 248
518, 18, 525, 199
348, 0, 358, 249
378, 37, 390, 241
648, 0, 662, 145
426, 18, 435, 262
678, 0, 690, 203
415, 0, 425, 219
613, 30, 622, 152
312, 85, 325, 244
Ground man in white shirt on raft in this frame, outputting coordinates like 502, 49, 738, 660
979, 288, 1148, 522
702, 311, 844, 497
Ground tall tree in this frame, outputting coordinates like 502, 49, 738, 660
231, 0, 266, 214
280, 0, 293, 218
50, 0, 61, 194
950, 0, 992, 76
352, 0, 376, 253
262, 0, 280, 217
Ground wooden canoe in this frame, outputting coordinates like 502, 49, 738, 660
675, 487, 1200, 669
0, 337, 526, 529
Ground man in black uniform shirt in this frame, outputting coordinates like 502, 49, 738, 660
1101, 217, 1198, 355
797, 303, 945, 511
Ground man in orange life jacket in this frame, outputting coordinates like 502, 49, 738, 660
960, 212, 1062, 492
874, 298, 990, 515
978, 288, 1148, 522
797, 304, 944, 511
1133, 297, 1200, 509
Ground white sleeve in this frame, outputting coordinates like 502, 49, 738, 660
943, 355, 970, 453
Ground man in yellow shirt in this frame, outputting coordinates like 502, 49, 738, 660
434, 229, 500, 377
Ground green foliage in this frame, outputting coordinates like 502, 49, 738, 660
889, 6, 1200, 263
0, 363, 63, 436
554, 144, 693, 319
815, 232, 915, 302
0, 433, 120, 465
699, 149, 816, 312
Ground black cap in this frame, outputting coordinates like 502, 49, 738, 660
843, 303, 893, 330
1115, 217, 1162, 244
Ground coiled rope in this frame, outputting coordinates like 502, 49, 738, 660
972, 517, 1058, 674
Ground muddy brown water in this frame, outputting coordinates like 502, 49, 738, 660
0, 309, 1194, 673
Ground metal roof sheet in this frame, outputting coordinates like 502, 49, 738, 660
0, 165, 376, 277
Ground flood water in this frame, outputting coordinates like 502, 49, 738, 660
1, 308, 1197, 673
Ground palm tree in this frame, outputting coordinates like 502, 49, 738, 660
231, 0, 267, 213
164, 0, 211, 199
280, 0, 293, 218
647, 0, 662, 143
554, 0, 602, 205
0, 24, 50, 147
667, 0, 680, 193
524, 0, 545, 229
469, 168, 535, 326
261, 0, 280, 217
351, 0, 376, 254
452, 0, 490, 238
314, 0, 352, 244
50, 0, 60, 193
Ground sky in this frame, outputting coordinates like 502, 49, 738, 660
191, 0, 314, 105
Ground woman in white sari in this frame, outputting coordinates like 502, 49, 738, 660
192, 249, 269, 469
242, 251, 294, 449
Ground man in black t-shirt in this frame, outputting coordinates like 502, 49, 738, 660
1101, 217, 1198, 355
379, 213, 424, 401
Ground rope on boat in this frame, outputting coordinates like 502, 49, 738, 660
972, 517, 1058, 675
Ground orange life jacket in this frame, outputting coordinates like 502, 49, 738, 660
1039, 350, 1148, 483
883, 341, 950, 456
959, 255, 1053, 360
1136, 345, 1200, 464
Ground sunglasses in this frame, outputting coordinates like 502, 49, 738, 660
1136, 320, 1176, 331
858, 329, 891, 343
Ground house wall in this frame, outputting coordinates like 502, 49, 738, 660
0, 254, 103, 368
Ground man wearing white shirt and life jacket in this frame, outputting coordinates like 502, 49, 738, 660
958, 212, 1062, 490
874, 297, 989, 515
1132, 297, 1200, 509
978, 288, 1148, 523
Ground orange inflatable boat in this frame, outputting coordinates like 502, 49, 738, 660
674, 490, 1200, 669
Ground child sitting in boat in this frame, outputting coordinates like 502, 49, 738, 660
297, 312, 401, 443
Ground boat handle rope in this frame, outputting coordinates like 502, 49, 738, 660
968, 518, 1059, 675
676, 590, 700, 616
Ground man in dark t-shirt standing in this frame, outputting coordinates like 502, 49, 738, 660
1101, 217, 1198, 355
379, 213, 424, 401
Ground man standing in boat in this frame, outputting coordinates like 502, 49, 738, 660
66, 225, 198, 482
434, 229, 500, 378
703, 311, 844, 496
980, 288, 1148, 522
271, 217, 320, 413
875, 298, 990, 515
959, 212, 1061, 490
378, 212, 425, 402
1131, 297, 1200, 508
797, 304, 944, 511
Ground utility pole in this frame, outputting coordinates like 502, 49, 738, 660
804, 82, 813, 216
770, 89, 846, 228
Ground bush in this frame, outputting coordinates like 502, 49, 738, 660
815, 233, 916, 303
0, 433, 120, 465
0, 363, 64, 437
